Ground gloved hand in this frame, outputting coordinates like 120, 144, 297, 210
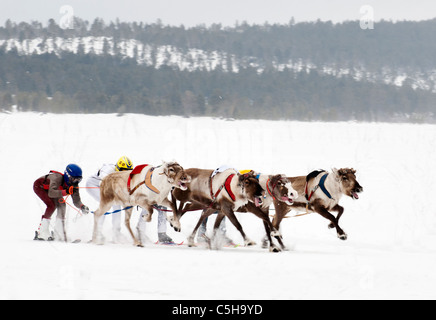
62, 186, 78, 196
81, 205, 90, 214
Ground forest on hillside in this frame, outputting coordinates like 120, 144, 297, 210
1, 18, 435, 122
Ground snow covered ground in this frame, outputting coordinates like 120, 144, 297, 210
1, 112, 436, 300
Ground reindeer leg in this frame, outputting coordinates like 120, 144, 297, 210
178, 201, 187, 219
188, 208, 214, 247
270, 218, 286, 251
92, 203, 112, 245
272, 199, 293, 230
330, 205, 345, 229
263, 220, 283, 252
314, 202, 347, 240
245, 202, 282, 252
211, 212, 226, 249
164, 198, 205, 232
221, 203, 256, 247
159, 197, 181, 232
272, 200, 298, 250
124, 206, 143, 247
261, 220, 281, 252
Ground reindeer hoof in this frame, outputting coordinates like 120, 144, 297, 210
244, 239, 256, 246
169, 222, 180, 232
269, 245, 281, 253
187, 237, 196, 247
338, 233, 348, 241
169, 217, 181, 232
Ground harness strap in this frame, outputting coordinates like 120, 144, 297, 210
266, 178, 276, 200
128, 164, 162, 195
305, 172, 333, 202
43, 170, 65, 190
144, 167, 160, 194
209, 178, 224, 200
128, 164, 148, 194
180, 174, 236, 215
224, 174, 236, 201
50, 170, 64, 176
318, 173, 333, 200
305, 183, 319, 202
209, 173, 236, 201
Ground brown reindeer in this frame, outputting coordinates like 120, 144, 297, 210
236, 173, 297, 252
170, 168, 266, 248
93, 161, 191, 246
272, 168, 363, 240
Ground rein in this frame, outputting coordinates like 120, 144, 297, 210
270, 211, 312, 219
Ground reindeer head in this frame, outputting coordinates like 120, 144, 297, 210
239, 172, 264, 207
163, 162, 191, 191
333, 168, 363, 199
268, 174, 298, 205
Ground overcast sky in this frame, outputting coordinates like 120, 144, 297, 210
1, 0, 435, 27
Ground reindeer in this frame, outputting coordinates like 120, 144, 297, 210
236, 173, 297, 252
272, 168, 363, 241
92, 161, 191, 246
170, 168, 266, 248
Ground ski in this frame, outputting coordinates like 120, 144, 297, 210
33, 231, 54, 241
154, 241, 184, 246
34, 231, 82, 244
186, 241, 241, 248
223, 243, 241, 248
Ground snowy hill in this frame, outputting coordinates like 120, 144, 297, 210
2, 19, 436, 121
1, 36, 436, 92
1, 112, 436, 299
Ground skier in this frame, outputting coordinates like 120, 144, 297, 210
86, 156, 174, 244
33, 164, 89, 241
197, 212, 234, 246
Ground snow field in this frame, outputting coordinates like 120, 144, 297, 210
1, 112, 436, 299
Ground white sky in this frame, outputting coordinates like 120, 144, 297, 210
1, 0, 435, 27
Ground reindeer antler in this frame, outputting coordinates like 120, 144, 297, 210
338, 168, 356, 175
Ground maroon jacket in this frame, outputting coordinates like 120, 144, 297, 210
38, 171, 84, 208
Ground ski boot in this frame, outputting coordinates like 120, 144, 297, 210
34, 218, 54, 241
158, 232, 174, 244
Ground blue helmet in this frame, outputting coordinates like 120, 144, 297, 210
64, 163, 83, 186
